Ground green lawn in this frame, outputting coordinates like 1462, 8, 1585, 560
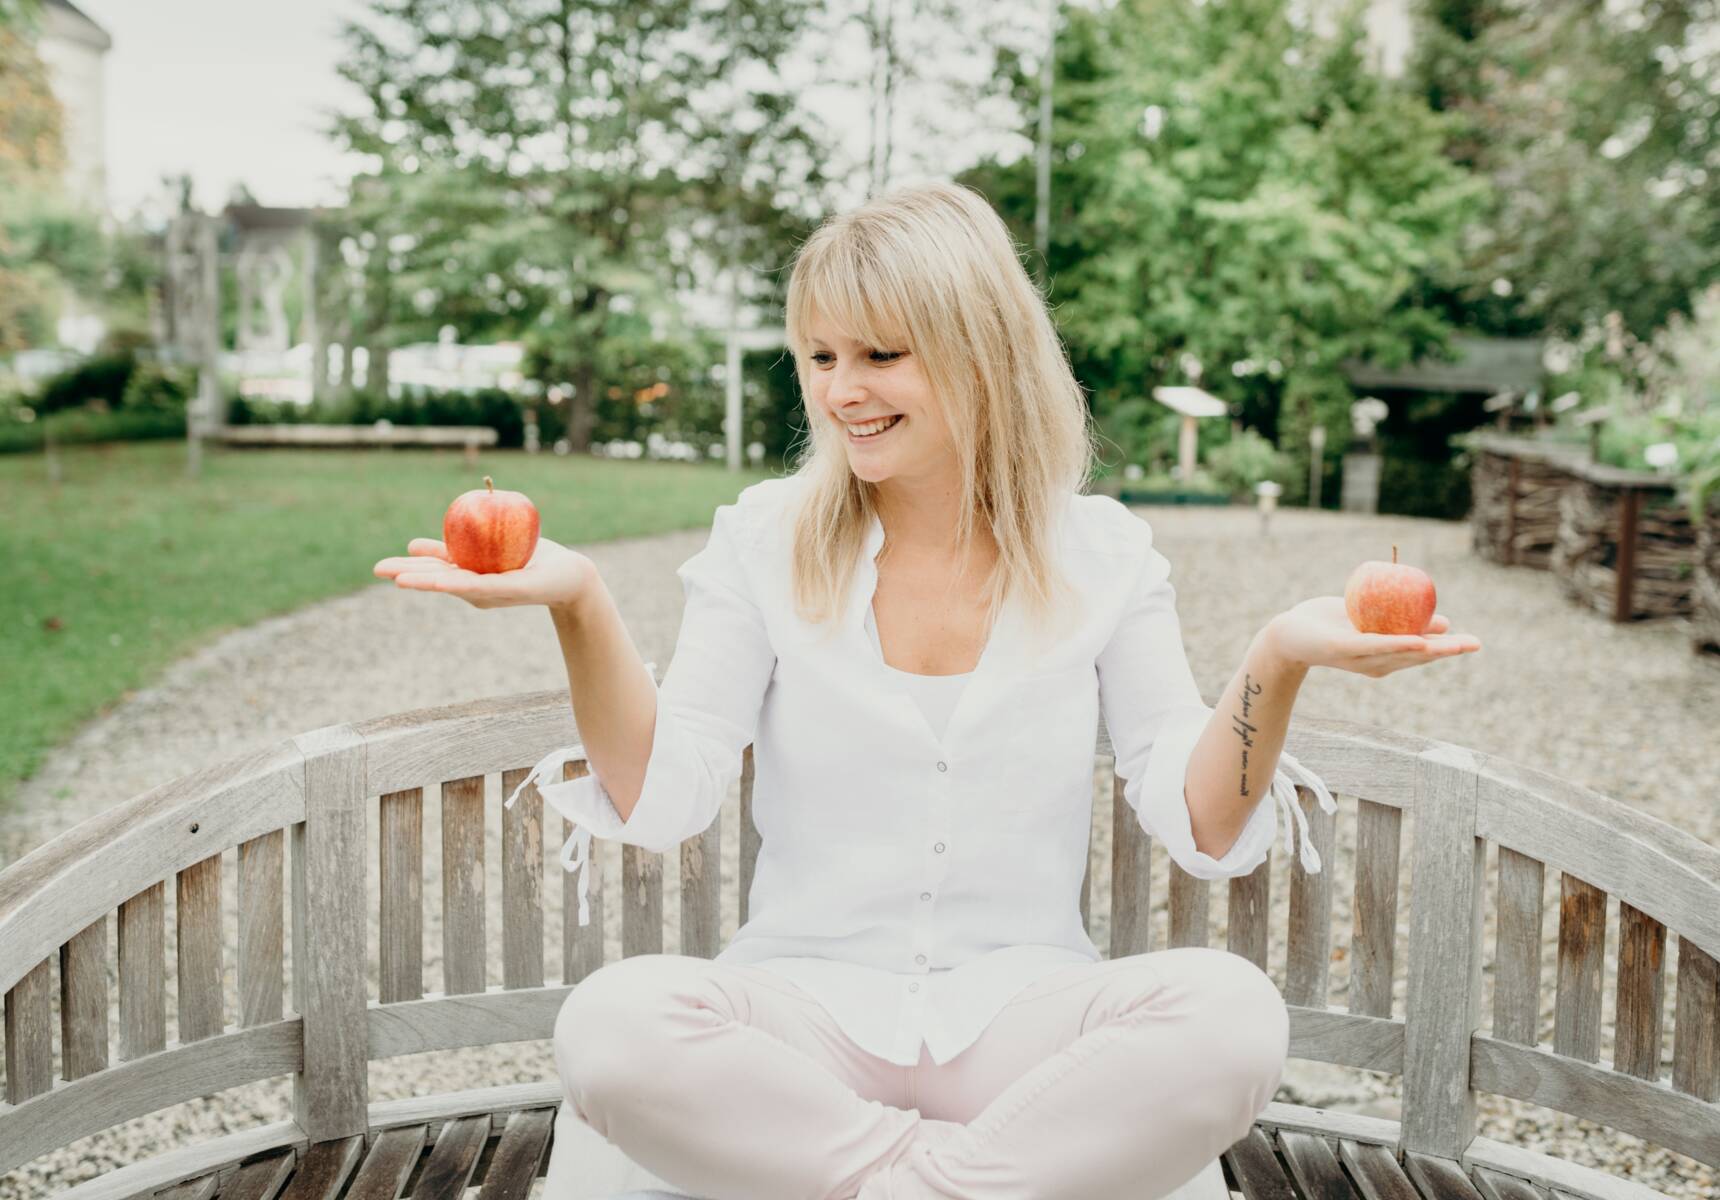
0, 440, 775, 812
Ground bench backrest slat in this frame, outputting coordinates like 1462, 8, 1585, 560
378, 788, 425, 1004
237, 831, 286, 1027
1285, 788, 1337, 1009
176, 854, 224, 1043
501, 767, 546, 990
1491, 845, 1544, 1043
441, 775, 487, 997
1349, 797, 1402, 1020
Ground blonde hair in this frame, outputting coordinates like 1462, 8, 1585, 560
781, 180, 1099, 651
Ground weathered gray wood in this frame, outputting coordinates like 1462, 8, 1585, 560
560, 761, 603, 985
59, 916, 109, 1080
1471, 1033, 1720, 1167
1274, 1128, 1359, 1200
1221, 1125, 1295, 1199
1404, 1150, 1487, 1200
4, 956, 53, 1102
237, 830, 285, 1027
378, 787, 424, 1005
1286, 784, 1336, 1009
290, 726, 369, 1141
276, 1134, 365, 1200
1287, 1008, 1405, 1075
681, 814, 721, 960
176, 852, 224, 1042
1110, 772, 1152, 957
1470, 1164, 1550, 1200
1475, 755, 1720, 965
1462, 1130, 1681, 1200
1167, 865, 1208, 948
1337, 1139, 1420, 1200
1401, 745, 1485, 1159
622, 844, 665, 959
44, 1121, 307, 1200
356, 690, 582, 802
738, 745, 760, 927
1350, 798, 1401, 1020
1613, 901, 1667, 1081
211, 424, 496, 449
343, 1124, 427, 1199
441, 774, 487, 996
367, 986, 569, 1059
1671, 935, 1718, 1101
153, 1175, 219, 1200
0, 1019, 302, 1176
1228, 857, 1270, 973
118, 881, 166, 1060
411, 1113, 489, 1199
0, 738, 304, 999
500, 766, 545, 988
1493, 846, 1544, 1045
475, 1107, 554, 1197
1553, 872, 1607, 1063
219, 1148, 296, 1200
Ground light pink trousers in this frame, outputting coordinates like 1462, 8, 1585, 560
551, 945, 1289, 1200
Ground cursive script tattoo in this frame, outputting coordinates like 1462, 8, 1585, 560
1230, 675, 1263, 797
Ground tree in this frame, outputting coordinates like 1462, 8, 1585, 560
331, 0, 833, 450
1407, 0, 1720, 346
0, 9, 104, 354
962, 0, 1487, 498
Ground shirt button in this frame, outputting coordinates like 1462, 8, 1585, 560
909, 983, 920, 993
936, 761, 947, 772
920, 891, 932, 901
934, 842, 945, 853
915, 954, 927, 965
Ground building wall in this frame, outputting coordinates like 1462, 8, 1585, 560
35, 0, 111, 214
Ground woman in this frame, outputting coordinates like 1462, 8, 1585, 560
373, 181, 1480, 1200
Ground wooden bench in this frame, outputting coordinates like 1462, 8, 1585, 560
2, 691, 1716, 1199
209, 423, 499, 465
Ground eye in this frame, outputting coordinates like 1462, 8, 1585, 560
809, 348, 906, 367
870, 350, 904, 363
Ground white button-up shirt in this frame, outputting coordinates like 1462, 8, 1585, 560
508, 475, 1335, 1067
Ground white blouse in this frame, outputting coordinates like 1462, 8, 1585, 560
507, 474, 1336, 1067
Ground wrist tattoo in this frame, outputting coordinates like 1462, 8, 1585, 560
1231, 674, 1262, 797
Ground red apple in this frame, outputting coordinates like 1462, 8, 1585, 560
1344, 545, 1437, 635
443, 476, 540, 574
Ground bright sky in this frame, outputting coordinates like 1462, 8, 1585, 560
77, 0, 1039, 223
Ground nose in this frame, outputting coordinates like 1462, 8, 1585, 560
825, 359, 869, 408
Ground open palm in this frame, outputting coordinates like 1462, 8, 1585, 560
1270, 595, 1482, 677
372, 535, 599, 611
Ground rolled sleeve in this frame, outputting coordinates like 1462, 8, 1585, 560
505, 499, 776, 923
1097, 509, 1336, 881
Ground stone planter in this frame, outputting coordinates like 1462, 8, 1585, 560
1116, 488, 1232, 506
1466, 433, 1589, 569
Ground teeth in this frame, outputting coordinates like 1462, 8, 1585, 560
847, 415, 901, 437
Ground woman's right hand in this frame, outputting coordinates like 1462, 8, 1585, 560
372, 535, 600, 611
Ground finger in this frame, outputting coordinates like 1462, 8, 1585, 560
408, 538, 453, 561
1424, 614, 1451, 634
375, 555, 460, 579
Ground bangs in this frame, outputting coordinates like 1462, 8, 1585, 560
787, 228, 918, 355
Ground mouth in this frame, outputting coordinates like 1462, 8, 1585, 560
845, 414, 904, 444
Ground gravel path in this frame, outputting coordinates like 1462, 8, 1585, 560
3, 503, 1716, 1198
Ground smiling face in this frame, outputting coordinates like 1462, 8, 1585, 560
804, 314, 956, 489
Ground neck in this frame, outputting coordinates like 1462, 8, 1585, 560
872, 477, 996, 568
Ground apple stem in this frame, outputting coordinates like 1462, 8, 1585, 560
484, 476, 494, 492
1392, 544, 1398, 564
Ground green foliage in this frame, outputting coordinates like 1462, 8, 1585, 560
1206, 428, 1294, 497
0, 406, 185, 454
34, 351, 135, 414
963, 0, 1485, 510
1407, 0, 1720, 343
329, 0, 831, 446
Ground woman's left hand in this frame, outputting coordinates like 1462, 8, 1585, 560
1266, 596, 1482, 677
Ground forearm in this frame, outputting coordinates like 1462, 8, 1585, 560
547, 578, 658, 823
1183, 622, 1308, 860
